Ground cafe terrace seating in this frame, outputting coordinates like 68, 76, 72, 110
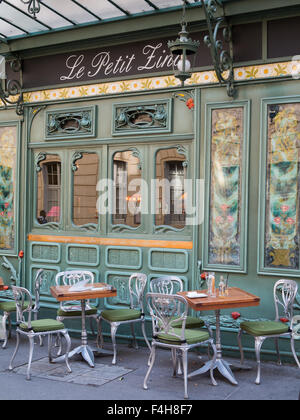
143, 292, 218, 399
238, 279, 299, 384
8, 285, 72, 380
97, 273, 151, 365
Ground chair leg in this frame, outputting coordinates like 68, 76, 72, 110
171, 348, 177, 377
9, 330, 20, 371
237, 328, 244, 365
291, 337, 300, 369
130, 323, 138, 349
96, 317, 104, 349
254, 337, 265, 385
141, 320, 151, 351
274, 338, 281, 365
61, 330, 72, 374
111, 323, 118, 365
143, 344, 156, 391
27, 334, 35, 380
1, 312, 9, 349
181, 349, 189, 399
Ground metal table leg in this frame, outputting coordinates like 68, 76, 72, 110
188, 310, 239, 385
54, 300, 112, 367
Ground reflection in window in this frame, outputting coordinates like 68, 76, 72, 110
264, 103, 300, 270
113, 151, 141, 228
0, 126, 17, 250
155, 148, 186, 229
37, 155, 61, 224
73, 153, 99, 226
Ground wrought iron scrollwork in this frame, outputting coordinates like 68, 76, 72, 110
202, 0, 236, 98
21, 0, 41, 18
0, 57, 24, 115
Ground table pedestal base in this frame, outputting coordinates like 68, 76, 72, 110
188, 358, 238, 385
54, 345, 113, 368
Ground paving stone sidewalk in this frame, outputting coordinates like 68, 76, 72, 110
0, 334, 299, 401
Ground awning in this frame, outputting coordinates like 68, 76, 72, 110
0, 0, 201, 41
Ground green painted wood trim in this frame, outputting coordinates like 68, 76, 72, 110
66, 243, 100, 267
202, 100, 251, 273
257, 95, 300, 277
105, 246, 142, 270
148, 248, 189, 273
30, 241, 61, 264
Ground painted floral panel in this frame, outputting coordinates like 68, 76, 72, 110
208, 107, 244, 266
0, 126, 17, 250
264, 104, 300, 270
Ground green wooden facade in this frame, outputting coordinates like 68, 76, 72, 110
0, 0, 300, 363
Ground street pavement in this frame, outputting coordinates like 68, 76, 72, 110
0, 333, 299, 401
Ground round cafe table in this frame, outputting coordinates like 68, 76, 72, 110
179, 287, 260, 385
50, 283, 117, 367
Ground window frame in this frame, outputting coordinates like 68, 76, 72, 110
258, 95, 300, 277
0, 121, 21, 256
202, 100, 250, 274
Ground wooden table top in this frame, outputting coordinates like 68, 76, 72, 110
50, 283, 117, 302
179, 287, 260, 311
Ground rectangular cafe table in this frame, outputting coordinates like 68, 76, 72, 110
50, 283, 117, 367
179, 287, 260, 385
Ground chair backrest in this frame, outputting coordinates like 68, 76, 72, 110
55, 270, 95, 309
32, 269, 45, 314
149, 276, 183, 295
274, 279, 298, 322
11, 285, 33, 330
128, 273, 147, 312
291, 315, 300, 340
146, 292, 188, 343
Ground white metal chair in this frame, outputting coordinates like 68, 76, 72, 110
97, 273, 151, 365
143, 292, 217, 399
55, 270, 99, 334
150, 276, 213, 335
9, 285, 72, 380
238, 279, 299, 384
291, 315, 300, 368
0, 269, 45, 349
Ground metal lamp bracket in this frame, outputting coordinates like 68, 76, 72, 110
0, 55, 24, 115
202, 0, 236, 98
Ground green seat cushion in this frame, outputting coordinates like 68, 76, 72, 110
240, 321, 289, 336
19, 319, 65, 333
0, 301, 30, 313
101, 308, 142, 322
57, 305, 97, 317
156, 328, 210, 345
172, 316, 205, 329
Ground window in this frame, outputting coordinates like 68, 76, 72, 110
263, 102, 300, 271
112, 150, 141, 228
155, 148, 186, 229
37, 154, 61, 224
0, 125, 17, 250
72, 152, 99, 227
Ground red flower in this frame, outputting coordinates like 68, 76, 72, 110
273, 217, 281, 225
231, 312, 241, 320
200, 272, 208, 280
18, 250, 24, 258
280, 317, 289, 323
186, 98, 194, 110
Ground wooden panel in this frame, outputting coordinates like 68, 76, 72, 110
28, 234, 193, 249
106, 246, 142, 269
148, 248, 189, 273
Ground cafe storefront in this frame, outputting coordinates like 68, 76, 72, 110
0, 0, 300, 362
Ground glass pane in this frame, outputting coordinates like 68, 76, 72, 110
114, 0, 153, 14
150, 0, 183, 9
264, 103, 300, 270
155, 148, 186, 229
208, 107, 244, 266
73, 153, 99, 226
37, 154, 61, 224
113, 151, 141, 228
0, 126, 17, 250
